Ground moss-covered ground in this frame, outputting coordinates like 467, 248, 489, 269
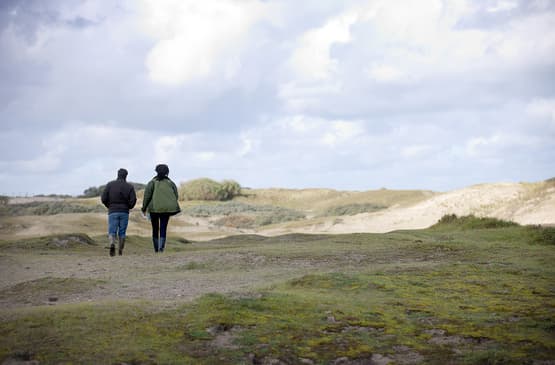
0, 222, 554, 364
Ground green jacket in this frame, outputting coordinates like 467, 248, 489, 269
141, 177, 181, 214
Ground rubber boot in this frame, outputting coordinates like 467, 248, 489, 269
152, 237, 159, 253
159, 237, 166, 252
118, 236, 125, 256
109, 235, 116, 257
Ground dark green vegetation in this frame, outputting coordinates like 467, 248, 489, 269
0, 201, 105, 216
432, 214, 519, 229
0, 218, 554, 364
179, 178, 242, 201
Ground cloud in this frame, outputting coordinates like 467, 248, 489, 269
139, 0, 273, 85
289, 11, 358, 80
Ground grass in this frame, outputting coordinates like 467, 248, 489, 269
1, 223, 554, 364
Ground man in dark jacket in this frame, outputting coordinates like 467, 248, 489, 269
101, 168, 137, 256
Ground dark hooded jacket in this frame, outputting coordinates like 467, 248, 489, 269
101, 171, 137, 214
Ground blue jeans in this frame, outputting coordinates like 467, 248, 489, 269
108, 212, 129, 238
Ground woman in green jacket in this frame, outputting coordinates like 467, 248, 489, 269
141, 164, 181, 252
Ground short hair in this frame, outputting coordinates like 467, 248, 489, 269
155, 164, 169, 178
117, 168, 128, 179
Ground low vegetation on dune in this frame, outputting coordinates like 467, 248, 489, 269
0, 201, 105, 216
319, 203, 388, 217
0, 216, 554, 364
183, 201, 306, 228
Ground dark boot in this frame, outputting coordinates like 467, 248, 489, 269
159, 237, 166, 252
109, 235, 116, 257
152, 237, 159, 252
118, 236, 125, 256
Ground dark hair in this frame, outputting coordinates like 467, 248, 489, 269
155, 164, 169, 179
117, 168, 128, 180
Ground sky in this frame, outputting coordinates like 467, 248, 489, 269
0, 0, 554, 196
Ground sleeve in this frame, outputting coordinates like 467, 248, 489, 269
101, 183, 110, 208
171, 181, 179, 200
129, 186, 137, 209
142, 180, 154, 212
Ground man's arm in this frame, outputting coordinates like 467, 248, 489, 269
101, 183, 110, 208
129, 187, 137, 209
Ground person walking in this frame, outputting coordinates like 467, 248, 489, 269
101, 168, 137, 256
141, 164, 181, 253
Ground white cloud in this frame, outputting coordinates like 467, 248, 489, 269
139, 0, 272, 85
289, 11, 358, 80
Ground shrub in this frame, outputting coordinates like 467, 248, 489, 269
432, 214, 519, 229
180, 178, 241, 201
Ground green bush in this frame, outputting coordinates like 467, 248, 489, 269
179, 178, 241, 201
321, 203, 387, 216
432, 214, 519, 229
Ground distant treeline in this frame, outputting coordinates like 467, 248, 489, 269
81, 182, 146, 198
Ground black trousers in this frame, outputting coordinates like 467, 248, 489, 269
150, 212, 171, 239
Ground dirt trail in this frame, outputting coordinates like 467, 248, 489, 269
0, 245, 337, 309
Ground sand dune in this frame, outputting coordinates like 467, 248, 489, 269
311, 181, 555, 234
